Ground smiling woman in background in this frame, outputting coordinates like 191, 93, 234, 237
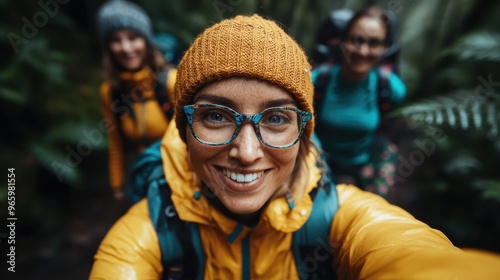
96, 0, 176, 200
313, 6, 406, 198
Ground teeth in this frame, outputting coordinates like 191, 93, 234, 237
223, 169, 264, 183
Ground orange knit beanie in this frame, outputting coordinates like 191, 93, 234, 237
175, 14, 314, 142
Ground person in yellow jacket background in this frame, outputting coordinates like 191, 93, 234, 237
89, 14, 500, 279
96, 0, 176, 200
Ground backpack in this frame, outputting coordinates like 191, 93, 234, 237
127, 140, 340, 279
312, 8, 401, 132
153, 33, 183, 66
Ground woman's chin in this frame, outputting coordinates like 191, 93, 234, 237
221, 197, 263, 215
349, 64, 371, 75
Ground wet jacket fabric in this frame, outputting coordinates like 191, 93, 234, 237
100, 67, 176, 189
90, 122, 500, 279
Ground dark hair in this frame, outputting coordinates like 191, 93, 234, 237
342, 6, 391, 42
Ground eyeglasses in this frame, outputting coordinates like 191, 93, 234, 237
346, 35, 386, 49
183, 104, 312, 149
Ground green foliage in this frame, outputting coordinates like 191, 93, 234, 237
1, 0, 104, 194
451, 33, 500, 61
396, 91, 500, 138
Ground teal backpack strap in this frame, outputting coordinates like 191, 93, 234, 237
293, 168, 339, 280
126, 140, 163, 203
150, 178, 204, 280
128, 141, 205, 279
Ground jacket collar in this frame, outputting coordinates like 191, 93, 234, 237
160, 122, 322, 240
118, 67, 157, 99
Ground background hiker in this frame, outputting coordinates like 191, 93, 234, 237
312, 6, 406, 198
96, 0, 176, 200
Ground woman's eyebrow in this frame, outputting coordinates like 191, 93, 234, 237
263, 98, 297, 108
193, 94, 235, 107
194, 94, 297, 109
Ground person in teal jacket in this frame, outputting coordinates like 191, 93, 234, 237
312, 6, 406, 197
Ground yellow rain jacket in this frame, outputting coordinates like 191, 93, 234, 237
90, 122, 500, 279
100, 67, 177, 190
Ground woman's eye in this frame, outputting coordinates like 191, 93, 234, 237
264, 111, 291, 126
207, 112, 224, 122
200, 110, 230, 123
268, 115, 284, 124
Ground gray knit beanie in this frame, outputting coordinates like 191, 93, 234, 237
96, 0, 153, 43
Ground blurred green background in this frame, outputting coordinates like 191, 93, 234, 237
1, 0, 500, 279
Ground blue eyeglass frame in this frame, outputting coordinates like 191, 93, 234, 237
183, 103, 312, 149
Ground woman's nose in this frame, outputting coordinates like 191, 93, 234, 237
228, 123, 264, 164
120, 40, 133, 53
358, 43, 370, 56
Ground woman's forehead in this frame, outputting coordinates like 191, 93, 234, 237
193, 77, 297, 109
349, 17, 386, 36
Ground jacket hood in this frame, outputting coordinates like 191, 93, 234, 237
160, 121, 322, 238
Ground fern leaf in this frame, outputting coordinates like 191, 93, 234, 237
397, 91, 500, 135
472, 102, 482, 129
446, 106, 457, 127
452, 33, 500, 61
487, 103, 498, 137
29, 143, 83, 187
435, 110, 444, 125
458, 105, 469, 129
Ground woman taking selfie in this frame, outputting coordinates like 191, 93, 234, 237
90, 14, 500, 279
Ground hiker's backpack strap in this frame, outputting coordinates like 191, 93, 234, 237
377, 66, 395, 133
377, 65, 393, 118
128, 141, 205, 279
313, 64, 334, 117
148, 177, 204, 280
110, 84, 136, 121
154, 67, 174, 120
292, 170, 339, 280
126, 140, 163, 203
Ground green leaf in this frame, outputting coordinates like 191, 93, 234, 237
474, 180, 500, 202
0, 87, 27, 104
29, 143, 83, 187
451, 33, 500, 61
397, 91, 500, 135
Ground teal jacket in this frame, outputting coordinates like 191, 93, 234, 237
312, 65, 406, 166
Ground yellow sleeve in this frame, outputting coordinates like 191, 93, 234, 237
330, 184, 500, 279
100, 83, 125, 190
89, 199, 163, 279
166, 68, 177, 106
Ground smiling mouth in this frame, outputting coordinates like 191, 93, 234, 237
123, 56, 139, 61
222, 169, 265, 183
